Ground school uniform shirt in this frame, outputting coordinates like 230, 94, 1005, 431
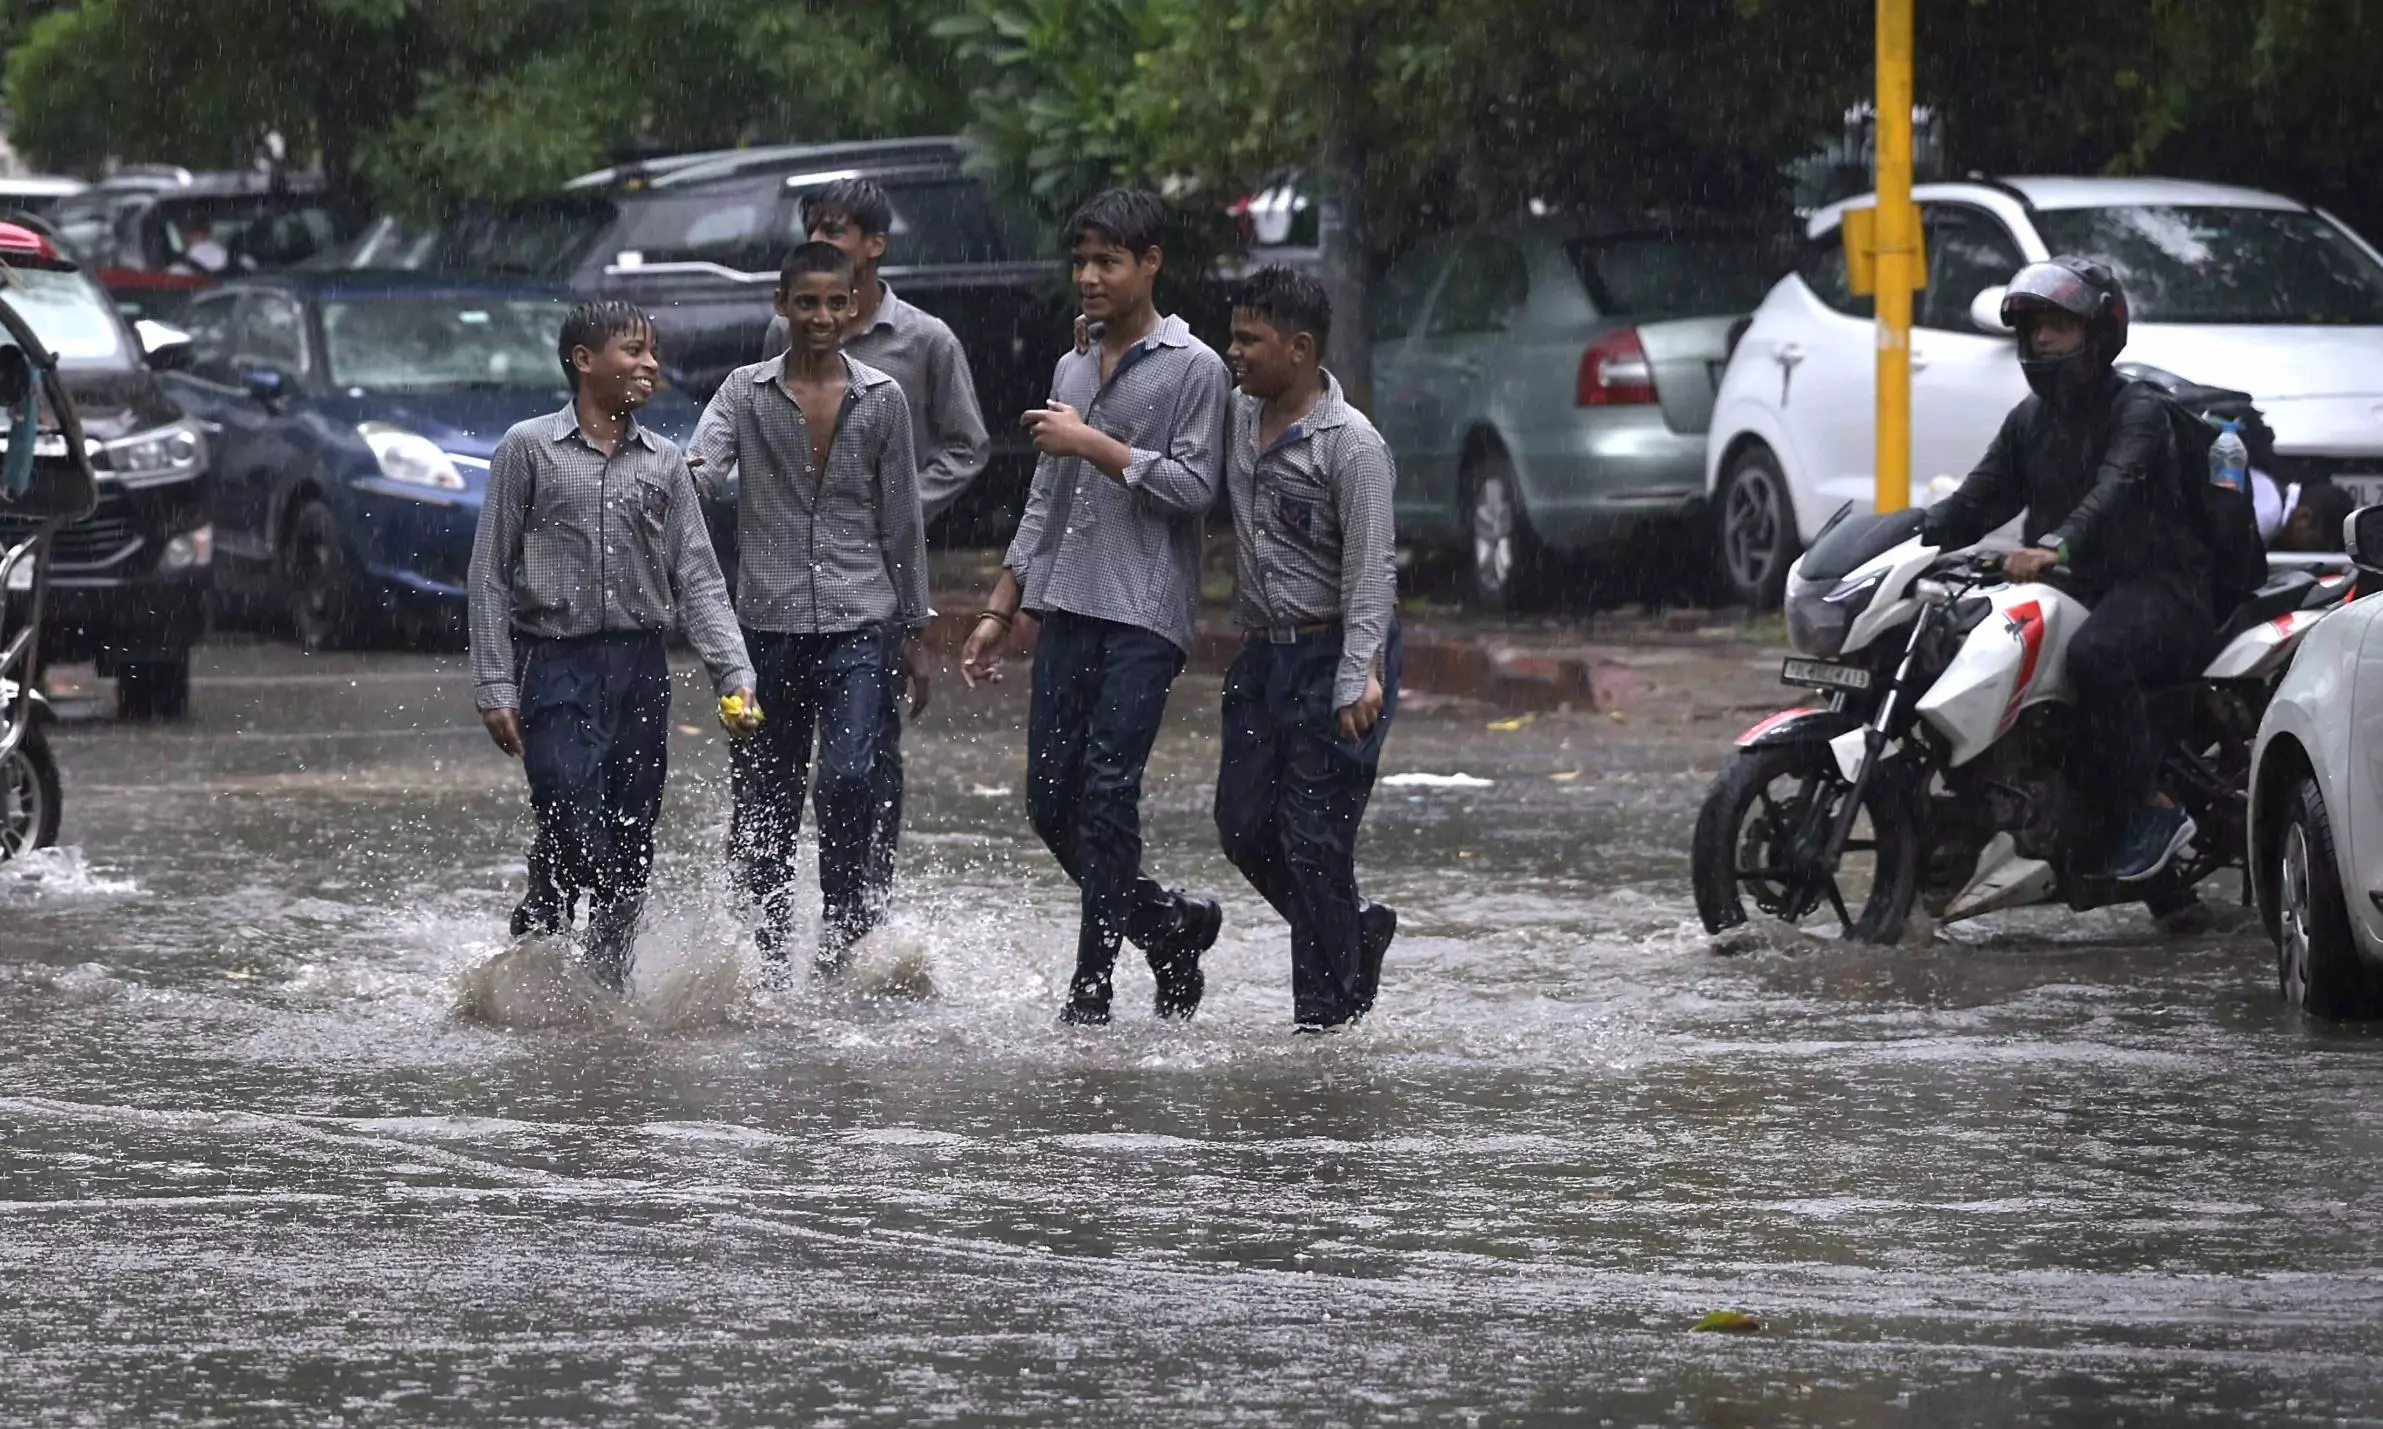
467, 407, 753, 713
1226, 370, 1398, 710
685, 353, 931, 636
1003, 314, 1228, 653
762, 283, 990, 520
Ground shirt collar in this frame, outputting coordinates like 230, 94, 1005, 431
1087, 311, 1195, 354
1235, 369, 1355, 447
860, 281, 911, 338
545, 403, 656, 451
752, 352, 897, 400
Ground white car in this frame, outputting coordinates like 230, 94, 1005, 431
1706, 176, 2383, 606
2251, 507, 2383, 1018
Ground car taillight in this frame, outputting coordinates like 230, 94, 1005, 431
1578, 327, 1658, 406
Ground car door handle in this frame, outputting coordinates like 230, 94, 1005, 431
1909, 347, 1930, 372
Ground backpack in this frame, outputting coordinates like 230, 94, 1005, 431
2114, 364, 2269, 616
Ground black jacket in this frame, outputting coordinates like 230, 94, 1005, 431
1921, 373, 2210, 598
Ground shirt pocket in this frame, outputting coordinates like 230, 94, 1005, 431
632, 475, 671, 535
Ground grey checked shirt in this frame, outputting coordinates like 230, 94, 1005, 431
686, 354, 930, 635
468, 407, 753, 712
763, 283, 990, 520
1228, 370, 1399, 709
1002, 314, 1228, 652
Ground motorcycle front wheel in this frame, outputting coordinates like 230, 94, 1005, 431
1692, 742, 1919, 943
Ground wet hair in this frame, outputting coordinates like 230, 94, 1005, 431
778, 240, 857, 292
1233, 266, 1331, 355
803, 178, 893, 239
1064, 188, 1167, 257
556, 300, 653, 388
2290, 482, 2359, 552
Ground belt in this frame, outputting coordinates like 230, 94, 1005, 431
1245, 619, 1341, 645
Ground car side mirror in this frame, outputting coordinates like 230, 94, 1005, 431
1969, 286, 2013, 337
136, 319, 194, 371
2346, 505, 2383, 571
242, 367, 288, 406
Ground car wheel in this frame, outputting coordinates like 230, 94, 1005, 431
0, 723, 61, 861
286, 499, 361, 654
1715, 444, 1799, 610
2274, 775, 2379, 1020
116, 652, 191, 722
1463, 449, 1544, 612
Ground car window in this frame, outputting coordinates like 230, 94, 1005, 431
321, 297, 569, 389
2031, 205, 2383, 324
1920, 204, 2025, 331
154, 195, 345, 274
1566, 233, 1779, 316
1374, 245, 1448, 341
1797, 229, 1874, 319
609, 181, 795, 273
0, 266, 136, 367
52, 201, 117, 268
791, 179, 1014, 268
233, 291, 310, 375
1427, 240, 1530, 335
178, 290, 241, 378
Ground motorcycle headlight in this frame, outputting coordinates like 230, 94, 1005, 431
102, 420, 207, 488
358, 422, 465, 493
1785, 571, 1883, 657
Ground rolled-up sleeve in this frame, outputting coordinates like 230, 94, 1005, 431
467, 434, 532, 712
662, 459, 753, 697
683, 383, 740, 498
1332, 429, 1399, 710
1120, 351, 1225, 517
873, 395, 931, 627
917, 332, 990, 521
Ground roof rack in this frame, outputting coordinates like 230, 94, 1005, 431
642, 137, 973, 191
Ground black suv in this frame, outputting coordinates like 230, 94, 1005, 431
345, 138, 1076, 539
0, 222, 212, 718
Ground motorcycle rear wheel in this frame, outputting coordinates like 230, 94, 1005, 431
1693, 742, 1919, 943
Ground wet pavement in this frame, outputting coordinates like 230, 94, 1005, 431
8, 636, 2383, 1426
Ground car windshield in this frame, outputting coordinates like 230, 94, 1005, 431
157, 195, 346, 272
1567, 233, 1779, 315
2031, 206, 2383, 325
319, 297, 567, 389
0, 265, 132, 366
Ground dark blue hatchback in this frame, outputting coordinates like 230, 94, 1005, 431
159, 273, 704, 649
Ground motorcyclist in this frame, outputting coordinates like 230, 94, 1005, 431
1920, 255, 2213, 884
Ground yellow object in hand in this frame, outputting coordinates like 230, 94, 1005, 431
721, 693, 763, 724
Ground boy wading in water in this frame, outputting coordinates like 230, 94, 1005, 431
468, 302, 756, 988
1218, 268, 1401, 1030
765, 178, 991, 914
689, 243, 929, 973
959, 189, 1228, 1025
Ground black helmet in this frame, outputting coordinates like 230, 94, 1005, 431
2002, 255, 2128, 403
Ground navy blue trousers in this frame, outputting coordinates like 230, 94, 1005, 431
732, 623, 901, 960
1215, 626, 1401, 1026
517, 632, 671, 981
1026, 610, 1190, 978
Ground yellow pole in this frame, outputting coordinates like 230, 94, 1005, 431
1874, 0, 1915, 513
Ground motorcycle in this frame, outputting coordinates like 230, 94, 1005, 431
1692, 504, 2354, 942
0, 280, 98, 863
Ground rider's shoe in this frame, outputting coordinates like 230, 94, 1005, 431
2112, 803, 2196, 884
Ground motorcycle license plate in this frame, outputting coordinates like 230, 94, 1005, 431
1781, 657, 1871, 693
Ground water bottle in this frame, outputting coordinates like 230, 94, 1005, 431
2209, 419, 2249, 493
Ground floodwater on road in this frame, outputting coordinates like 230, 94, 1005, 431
7, 639, 2383, 1427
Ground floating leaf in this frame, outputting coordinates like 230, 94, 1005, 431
1692, 1310, 1764, 1333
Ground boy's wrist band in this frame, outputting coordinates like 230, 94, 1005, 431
973, 609, 1013, 628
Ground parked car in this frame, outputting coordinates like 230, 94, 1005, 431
2248, 503, 2383, 1019
1707, 175, 2383, 607
0, 222, 212, 719
157, 273, 702, 650
48, 169, 362, 324
318, 138, 1076, 541
0, 174, 89, 216
1370, 216, 1783, 608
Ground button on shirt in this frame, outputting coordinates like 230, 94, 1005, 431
685, 353, 931, 635
1228, 370, 1399, 709
763, 283, 990, 520
468, 407, 753, 712
1003, 314, 1228, 653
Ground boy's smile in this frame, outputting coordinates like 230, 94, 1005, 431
777, 273, 855, 355
574, 324, 660, 413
